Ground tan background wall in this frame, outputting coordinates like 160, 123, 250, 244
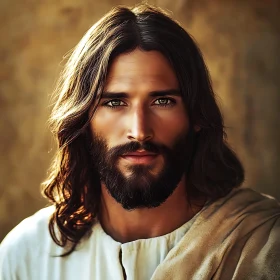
0, 0, 279, 241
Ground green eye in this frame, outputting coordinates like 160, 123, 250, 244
104, 99, 126, 107
154, 98, 173, 105
159, 99, 169, 104
111, 100, 121, 106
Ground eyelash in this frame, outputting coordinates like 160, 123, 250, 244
101, 98, 176, 109
153, 98, 175, 107
102, 100, 126, 108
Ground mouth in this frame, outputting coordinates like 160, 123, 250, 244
121, 150, 159, 164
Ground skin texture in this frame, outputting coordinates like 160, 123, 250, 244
90, 49, 203, 243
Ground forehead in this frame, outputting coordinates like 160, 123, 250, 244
104, 49, 179, 91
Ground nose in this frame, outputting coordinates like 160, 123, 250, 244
127, 106, 154, 142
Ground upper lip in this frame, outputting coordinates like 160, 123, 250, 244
122, 150, 157, 156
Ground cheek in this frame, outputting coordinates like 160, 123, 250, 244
155, 111, 189, 145
90, 109, 126, 147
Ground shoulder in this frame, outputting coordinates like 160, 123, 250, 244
217, 187, 280, 248
1, 206, 55, 248
215, 188, 280, 279
220, 187, 280, 208
204, 187, 280, 222
233, 216, 280, 279
0, 206, 55, 279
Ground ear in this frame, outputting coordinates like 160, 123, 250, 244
194, 125, 201, 132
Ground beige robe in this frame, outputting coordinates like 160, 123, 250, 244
1, 187, 279, 279
151, 187, 280, 280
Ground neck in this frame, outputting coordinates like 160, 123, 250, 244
98, 176, 205, 243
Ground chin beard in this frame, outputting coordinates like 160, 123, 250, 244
89, 130, 196, 210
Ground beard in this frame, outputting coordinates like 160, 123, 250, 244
89, 130, 196, 210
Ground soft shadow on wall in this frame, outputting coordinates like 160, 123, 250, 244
0, 0, 279, 241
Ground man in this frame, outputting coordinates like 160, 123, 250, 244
1, 4, 280, 280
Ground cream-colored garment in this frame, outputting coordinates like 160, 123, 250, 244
97, 218, 196, 280
0, 204, 197, 280
1, 187, 280, 280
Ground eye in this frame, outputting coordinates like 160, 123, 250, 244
102, 99, 126, 108
153, 98, 175, 106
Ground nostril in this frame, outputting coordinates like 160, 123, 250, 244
127, 133, 153, 142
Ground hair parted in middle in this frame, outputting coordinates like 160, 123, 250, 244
42, 4, 244, 254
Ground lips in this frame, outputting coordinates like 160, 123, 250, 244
123, 150, 157, 156
121, 150, 158, 164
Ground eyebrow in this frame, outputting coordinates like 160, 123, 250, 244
101, 89, 181, 99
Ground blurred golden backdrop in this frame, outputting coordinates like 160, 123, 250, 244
0, 0, 279, 241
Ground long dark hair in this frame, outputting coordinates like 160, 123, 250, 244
42, 4, 244, 255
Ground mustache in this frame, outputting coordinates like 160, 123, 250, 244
107, 141, 168, 159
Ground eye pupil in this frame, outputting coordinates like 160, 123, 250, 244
159, 98, 167, 104
112, 100, 120, 106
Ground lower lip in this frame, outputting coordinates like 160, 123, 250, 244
121, 155, 158, 164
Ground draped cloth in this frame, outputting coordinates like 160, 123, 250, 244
151, 187, 280, 280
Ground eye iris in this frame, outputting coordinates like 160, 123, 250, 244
111, 100, 120, 106
159, 98, 168, 104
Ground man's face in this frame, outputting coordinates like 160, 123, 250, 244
89, 49, 193, 210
